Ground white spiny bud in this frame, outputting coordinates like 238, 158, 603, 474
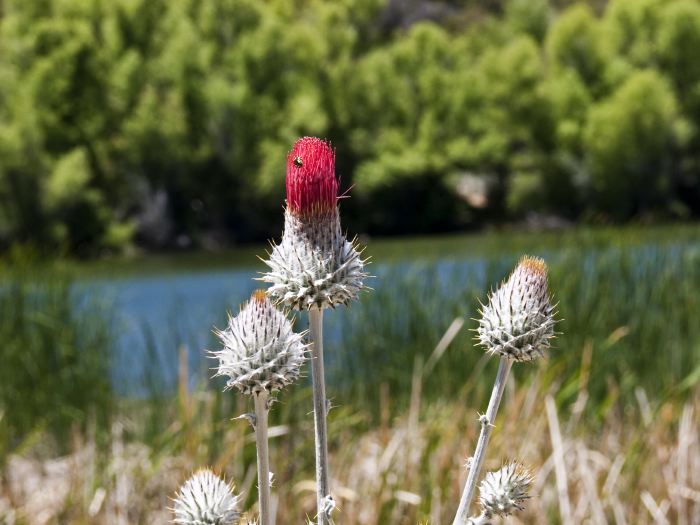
172, 469, 240, 525
478, 462, 533, 517
263, 210, 366, 310
212, 290, 307, 395
477, 256, 555, 362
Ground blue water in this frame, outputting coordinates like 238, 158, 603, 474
84, 257, 490, 394
83, 268, 259, 394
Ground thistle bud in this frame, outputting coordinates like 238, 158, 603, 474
478, 462, 533, 517
172, 469, 240, 525
212, 290, 307, 395
262, 137, 367, 310
477, 256, 555, 362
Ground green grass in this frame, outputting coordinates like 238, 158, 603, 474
0, 263, 114, 459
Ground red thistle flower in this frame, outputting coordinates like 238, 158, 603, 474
262, 135, 367, 310
286, 137, 338, 216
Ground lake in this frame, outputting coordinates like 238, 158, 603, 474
71, 224, 700, 395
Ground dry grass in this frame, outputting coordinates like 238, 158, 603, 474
3, 372, 699, 525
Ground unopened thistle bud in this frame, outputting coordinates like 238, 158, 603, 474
262, 137, 367, 310
478, 462, 533, 517
477, 256, 555, 362
172, 469, 240, 525
212, 290, 307, 395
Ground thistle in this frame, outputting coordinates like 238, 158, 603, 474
212, 290, 307, 525
261, 137, 368, 525
172, 469, 240, 525
213, 290, 307, 395
467, 463, 533, 524
261, 136, 367, 310
477, 256, 555, 362
453, 257, 555, 525
478, 462, 533, 517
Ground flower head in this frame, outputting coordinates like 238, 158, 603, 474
262, 137, 367, 310
286, 137, 338, 217
212, 290, 307, 395
478, 462, 533, 517
477, 256, 555, 362
172, 469, 240, 525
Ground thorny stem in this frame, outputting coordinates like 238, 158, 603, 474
310, 307, 331, 525
453, 357, 513, 525
254, 391, 272, 525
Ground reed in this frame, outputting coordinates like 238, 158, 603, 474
0, 265, 113, 458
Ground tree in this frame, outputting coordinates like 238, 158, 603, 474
546, 4, 613, 96
583, 70, 681, 218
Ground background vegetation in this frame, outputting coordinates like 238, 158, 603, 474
2, 0, 700, 255
2, 0, 700, 522
2, 226, 700, 523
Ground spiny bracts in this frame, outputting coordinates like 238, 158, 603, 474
478, 462, 533, 517
262, 137, 367, 310
477, 256, 555, 362
212, 291, 307, 395
172, 469, 240, 525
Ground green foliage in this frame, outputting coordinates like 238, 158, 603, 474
584, 70, 680, 216
546, 4, 612, 93
506, 0, 552, 42
605, 0, 666, 66
657, 1, 700, 108
2, 0, 700, 254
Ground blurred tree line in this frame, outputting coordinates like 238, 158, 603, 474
1, 0, 699, 255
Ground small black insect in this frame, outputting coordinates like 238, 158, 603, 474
293, 156, 303, 168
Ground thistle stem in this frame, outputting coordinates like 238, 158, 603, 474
309, 307, 331, 525
254, 391, 272, 525
453, 357, 513, 525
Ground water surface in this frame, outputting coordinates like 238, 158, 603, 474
72, 224, 700, 394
